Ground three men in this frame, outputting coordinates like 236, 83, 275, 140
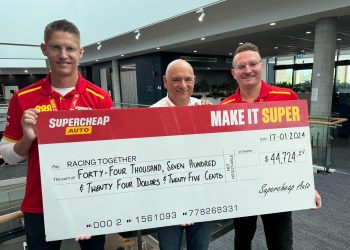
0, 20, 113, 249
0, 19, 322, 250
221, 42, 322, 250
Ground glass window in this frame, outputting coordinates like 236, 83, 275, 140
267, 57, 276, 64
338, 50, 350, 61
275, 69, 293, 85
294, 69, 312, 92
295, 54, 313, 64
276, 56, 294, 65
336, 65, 350, 93
294, 69, 312, 84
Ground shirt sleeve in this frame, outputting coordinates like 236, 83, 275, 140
2, 94, 23, 142
102, 95, 114, 109
0, 140, 26, 165
290, 90, 299, 100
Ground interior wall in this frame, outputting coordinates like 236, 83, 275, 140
195, 70, 232, 86
119, 53, 163, 106
0, 74, 47, 96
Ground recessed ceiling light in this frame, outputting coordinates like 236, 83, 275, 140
239, 42, 243, 45
121, 54, 124, 57
306, 31, 312, 34
201, 37, 206, 41
270, 22, 276, 26
95, 59, 99, 62
193, 50, 198, 53
156, 47, 160, 50
24, 70, 28, 73
229, 52, 233, 55
337, 38, 342, 41
274, 46, 279, 49
207, 67, 210, 70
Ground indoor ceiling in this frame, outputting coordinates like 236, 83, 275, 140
165, 15, 350, 58
1, 1, 350, 73
80, 0, 350, 65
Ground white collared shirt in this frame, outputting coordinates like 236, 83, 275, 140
150, 95, 200, 107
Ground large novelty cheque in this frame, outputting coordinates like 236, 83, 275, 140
37, 100, 315, 241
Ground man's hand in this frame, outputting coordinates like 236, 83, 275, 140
75, 235, 91, 241
21, 108, 40, 141
179, 223, 194, 226
315, 190, 322, 209
195, 100, 213, 105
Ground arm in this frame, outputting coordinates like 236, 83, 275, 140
0, 141, 26, 165
0, 95, 39, 164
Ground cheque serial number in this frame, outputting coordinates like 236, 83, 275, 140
187, 205, 237, 216
135, 212, 177, 223
91, 219, 122, 229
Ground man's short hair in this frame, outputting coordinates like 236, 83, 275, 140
44, 19, 80, 43
234, 42, 260, 56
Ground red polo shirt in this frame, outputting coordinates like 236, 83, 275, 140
2, 73, 113, 213
221, 80, 298, 104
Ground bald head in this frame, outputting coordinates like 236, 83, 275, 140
165, 59, 194, 77
163, 59, 196, 106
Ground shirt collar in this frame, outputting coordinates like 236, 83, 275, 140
165, 94, 192, 106
234, 80, 269, 102
40, 72, 86, 97
165, 95, 176, 106
259, 80, 270, 99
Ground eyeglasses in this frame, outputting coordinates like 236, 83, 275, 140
47, 44, 79, 54
167, 77, 195, 84
233, 61, 261, 72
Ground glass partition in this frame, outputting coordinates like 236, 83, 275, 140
309, 115, 347, 172
276, 56, 294, 65
275, 69, 293, 85
336, 65, 350, 93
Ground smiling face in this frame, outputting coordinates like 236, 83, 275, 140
231, 50, 263, 89
163, 59, 195, 106
41, 31, 83, 78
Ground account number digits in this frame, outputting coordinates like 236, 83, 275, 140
187, 205, 237, 216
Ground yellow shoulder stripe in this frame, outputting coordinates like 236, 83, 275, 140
18, 86, 41, 96
222, 99, 235, 105
2, 136, 17, 143
269, 91, 291, 95
86, 88, 105, 100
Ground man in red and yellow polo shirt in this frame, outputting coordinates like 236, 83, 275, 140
0, 19, 112, 250
221, 42, 322, 250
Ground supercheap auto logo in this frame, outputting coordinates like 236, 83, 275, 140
48, 116, 110, 135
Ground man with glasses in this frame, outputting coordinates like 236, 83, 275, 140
221, 42, 322, 250
151, 59, 212, 250
0, 19, 113, 249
